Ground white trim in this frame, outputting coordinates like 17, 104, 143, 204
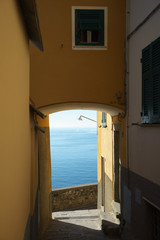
72, 46, 107, 51
39, 103, 123, 116
72, 6, 108, 50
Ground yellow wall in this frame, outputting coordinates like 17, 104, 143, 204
0, 1, 30, 239
97, 113, 113, 180
97, 112, 113, 211
112, 115, 126, 168
97, 112, 126, 210
37, 116, 52, 236
30, 116, 39, 216
30, 0, 126, 111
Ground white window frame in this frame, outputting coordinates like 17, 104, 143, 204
72, 6, 108, 50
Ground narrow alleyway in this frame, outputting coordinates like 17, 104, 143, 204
42, 209, 121, 240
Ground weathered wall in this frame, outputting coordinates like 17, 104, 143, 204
121, 167, 160, 240
0, 1, 30, 239
121, 1, 160, 239
30, 0, 125, 112
30, 113, 39, 240
52, 183, 97, 211
127, 0, 160, 186
97, 112, 114, 211
97, 112, 126, 211
112, 116, 126, 168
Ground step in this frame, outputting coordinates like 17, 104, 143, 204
111, 201, 120, 215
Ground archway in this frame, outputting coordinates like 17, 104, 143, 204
37, 102, 125, 237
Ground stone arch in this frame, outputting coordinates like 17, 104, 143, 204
39, 102, 123, 116
38, 101, 124, 236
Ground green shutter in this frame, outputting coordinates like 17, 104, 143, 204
99, 11, 104, 44
152, 38, 160, 122
75, 9, 104, 46
142, 37, 160, 123
75, 11, 80, 45
142, 46, 152, 123
102, 112, 107, 127
79, 14, 101, 30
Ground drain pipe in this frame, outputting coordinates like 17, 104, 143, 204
119, 2, 130, 234
127, 2, 160, 40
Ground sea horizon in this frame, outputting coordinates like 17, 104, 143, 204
50, 127, 97, 189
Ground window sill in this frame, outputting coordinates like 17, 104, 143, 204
132, 123, 160, 127
72, 45, 107, 50
141, 124, 160, 127
99, 125, 107, 128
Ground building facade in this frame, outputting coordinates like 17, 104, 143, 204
3, 1, 160, 240
30, 0, 126, 114
30, 1, 126, 236
0, 1, 43, 239
122, 1, 160, 239
97, 112, 126, 218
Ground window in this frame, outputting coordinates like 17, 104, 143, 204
102, 112, 107, 127
142, 37, 160, 123
72, 7, 107, 49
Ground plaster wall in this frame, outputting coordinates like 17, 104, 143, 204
37, 116, 52, 236
97, 112, 113, 211
30, 0, 125, 111
112, 115, 126, 168
127, 0, 160, 185
0, 1, 31, 239
97, 112, 126, 210
128, 0, 160, 32
30, 117, 39, 216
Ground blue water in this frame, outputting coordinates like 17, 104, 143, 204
50, 128, 97, 189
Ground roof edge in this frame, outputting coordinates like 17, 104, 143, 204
18, 0, 43, 51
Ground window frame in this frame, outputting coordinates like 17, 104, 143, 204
72, 6, 108, 50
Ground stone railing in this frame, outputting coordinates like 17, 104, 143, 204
51, 183, 97, 212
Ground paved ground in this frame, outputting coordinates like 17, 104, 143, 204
42, 209, 121, 240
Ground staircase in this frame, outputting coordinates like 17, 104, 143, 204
41, 209, 121, 240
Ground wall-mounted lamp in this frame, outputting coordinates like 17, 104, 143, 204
78, 115, 97, 123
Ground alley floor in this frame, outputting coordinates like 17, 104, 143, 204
42, 209, 121, 240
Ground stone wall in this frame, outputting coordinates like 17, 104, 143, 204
52, 183, 97, 212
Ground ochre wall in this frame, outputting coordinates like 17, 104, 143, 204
30, 116, 38, 216
97, 112, 114, 211
37, 116, 52, 236
0, 1, 30, 239
97, 112, 126, 211
30, 0, 126, 111
112, 115, 126, 168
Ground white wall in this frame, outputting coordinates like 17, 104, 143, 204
127, 0, 160, 185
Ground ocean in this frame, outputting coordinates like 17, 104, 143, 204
50, 128, 97, 189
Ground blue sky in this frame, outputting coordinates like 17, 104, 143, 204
49, 110, 97, 128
